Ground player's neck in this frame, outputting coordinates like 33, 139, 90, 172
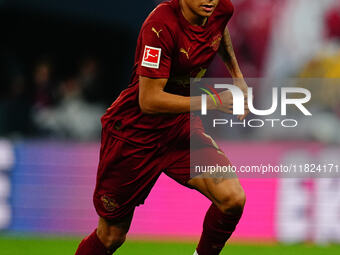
179, 0, 207, 26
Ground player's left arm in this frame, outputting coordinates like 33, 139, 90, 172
218, 26, 249, 120
218, 27, 243, 80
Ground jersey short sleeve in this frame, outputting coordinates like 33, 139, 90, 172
137, 22, 175, 79
217, 0, 234, 27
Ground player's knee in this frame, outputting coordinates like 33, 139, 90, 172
107, 234, 126, 250
97, 229, 126, 250
96, 216, 132, 251
217, 187, 246, 215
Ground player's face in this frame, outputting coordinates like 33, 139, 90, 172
184, 0, 220, 18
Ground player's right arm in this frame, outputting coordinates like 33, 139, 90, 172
137, 22, 233, 115
139, 76, 234, 115
139, 76, 232, 114
139, 76, 193, 114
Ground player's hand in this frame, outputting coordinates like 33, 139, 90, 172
216, 90, 234, 114
215, 88, 249, 117
233, 78, 250, 121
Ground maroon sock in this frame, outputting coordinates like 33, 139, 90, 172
75, 229, 109, 255
196, 204, 243, 255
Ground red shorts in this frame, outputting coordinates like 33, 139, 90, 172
93, 127, 231, 221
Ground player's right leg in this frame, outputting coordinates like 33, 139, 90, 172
75, 126, 163, 254
75, 214, 133, 255
96, 216, 133, 251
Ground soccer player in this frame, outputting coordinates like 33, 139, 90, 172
75, 0, 249, 254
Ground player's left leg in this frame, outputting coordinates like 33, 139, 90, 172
188, 175, 245, 255
163, 172, 245, 255
163, 135, 245, 255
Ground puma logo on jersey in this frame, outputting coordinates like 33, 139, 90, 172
180, 47, 191, 60
152, 27, 163, 38
195, 67, 207, 79
193, 67, 207, 83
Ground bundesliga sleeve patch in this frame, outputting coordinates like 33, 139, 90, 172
141, 45, 162, 69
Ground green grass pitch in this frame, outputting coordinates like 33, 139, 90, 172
0, 236, 339, 255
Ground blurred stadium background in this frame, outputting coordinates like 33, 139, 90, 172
1, 0, 340, 254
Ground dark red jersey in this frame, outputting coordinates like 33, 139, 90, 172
101, 0, 234, 146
